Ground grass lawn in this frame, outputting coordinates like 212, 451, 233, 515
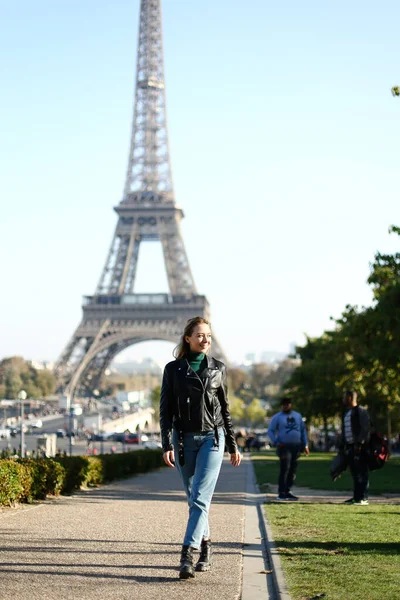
251, 451, 400, 494
264, 503, 400, 600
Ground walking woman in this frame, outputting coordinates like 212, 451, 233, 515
160, 316, 241, 579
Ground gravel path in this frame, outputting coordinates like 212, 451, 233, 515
0, 458, 247, 600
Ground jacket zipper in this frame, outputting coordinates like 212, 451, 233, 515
185, 360, 206, 429
177, 396, 182, 420
187, 397, 191, 421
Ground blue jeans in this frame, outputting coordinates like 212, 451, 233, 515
277, 443, 301, 496
172, 428, 225, 549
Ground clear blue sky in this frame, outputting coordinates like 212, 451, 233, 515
1, 0, 399, 367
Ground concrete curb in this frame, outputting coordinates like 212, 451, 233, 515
241, 455, 274, 600
248, 458, 292, 600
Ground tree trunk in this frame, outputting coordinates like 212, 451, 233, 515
387, 405, 392, 450
323, 415, 329, 452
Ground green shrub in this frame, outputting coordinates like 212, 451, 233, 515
55, 456, 91, 493
0, 448, 165, 506
46, 459, 66, 495
86, 456, 104, 487
101, 449, 164, 481
101, 453, 132, 480
18, 458, 67, 500
16, 461, 35, 503
0, 460, 26, 506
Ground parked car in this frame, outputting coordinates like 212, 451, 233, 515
143, 439, 162, 450
7, 427, 18, 437
55, 429, 66, 438
0, 428, 11, 439
124, 433, 140, 444
92, 432, 114, 441
15, 425, 29, 434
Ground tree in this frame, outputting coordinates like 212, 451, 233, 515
249, 363, 273, 398
0, 357, 56, 399
367, 226, 400, 300
229, 394, 245, 424
285, 226, 400, 443
336, 226, 400, 437
244, 398, 266, 428
285, 332, 348, 449
35, 369, 57, 397
150, 385, 161, 424
228, 368, 248, 396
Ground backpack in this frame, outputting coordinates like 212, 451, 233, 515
367, 430, 389, 471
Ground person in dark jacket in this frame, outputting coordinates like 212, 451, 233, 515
160, 316, 240, 579
341, 390, 371, 505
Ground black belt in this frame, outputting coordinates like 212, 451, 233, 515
177, 426, 221, 466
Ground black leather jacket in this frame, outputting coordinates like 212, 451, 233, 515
159, 355, 237, 454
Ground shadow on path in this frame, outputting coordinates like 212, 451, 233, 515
274, 539, 400, 555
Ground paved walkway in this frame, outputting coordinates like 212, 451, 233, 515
0, 456, 269, 600
2, 457, 397, 600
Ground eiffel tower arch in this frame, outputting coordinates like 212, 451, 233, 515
55, 0, 226, 399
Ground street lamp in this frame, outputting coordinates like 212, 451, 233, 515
69, 405, 75, 457
18, 390, 27, 458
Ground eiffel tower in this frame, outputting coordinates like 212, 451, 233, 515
55, 0, 225, 399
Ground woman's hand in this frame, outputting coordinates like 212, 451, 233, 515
230, 452, 241, 467
163, 450, 175, 467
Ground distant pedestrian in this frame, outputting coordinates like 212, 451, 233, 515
267, 397, 309, 501
341, 390, 371, 505
245, 432, 255, 452
160, 316, 240, 579
235, 429, 246, 454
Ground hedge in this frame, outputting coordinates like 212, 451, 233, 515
0, 449, 165, 507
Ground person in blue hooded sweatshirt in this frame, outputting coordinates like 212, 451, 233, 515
267, 397, 309, 501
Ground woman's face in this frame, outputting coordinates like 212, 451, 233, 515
185, 323, 212, 354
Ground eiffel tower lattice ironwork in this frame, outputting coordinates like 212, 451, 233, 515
55, 0, 225, 398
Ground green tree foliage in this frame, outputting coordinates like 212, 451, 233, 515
284, 226, 400, 438
285, 332, 349, 448
249, 363, 273, 398
368, 226, 400, 299
228, 368, 249, 396
150, 385, 161, 424
0, 357, 56, 399
267, 359, 299, 388
228, 362, 297, 425
244, 398, 266, 427
338, 228, 400, 434
229, 394, 246, 423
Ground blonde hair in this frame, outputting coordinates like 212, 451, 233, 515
173, 316, 211, 359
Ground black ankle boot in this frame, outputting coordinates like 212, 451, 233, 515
195, 539, 212, 572
179, 545, 195, 579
